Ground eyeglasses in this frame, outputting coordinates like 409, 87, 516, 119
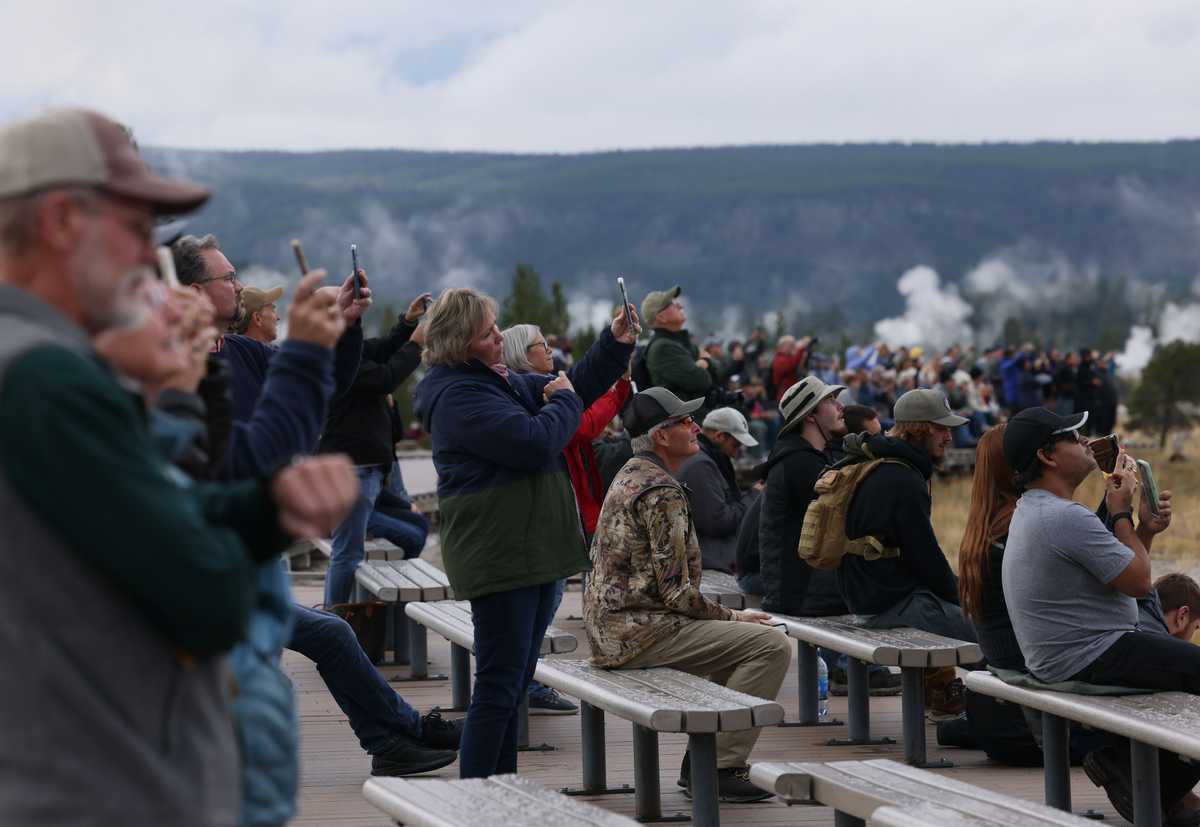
527, 340, 552, 354
662, 415, 695, 429
197, 272, 238, 286
1045, 430, 1084, 449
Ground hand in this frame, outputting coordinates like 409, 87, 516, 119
1139, 488, 1172, 535
271, 455, 359, 539
1104, 453, 1137, 516
752, 479, 766, 492
289, 271, 345, 348
610, 303, 640, 344
405, 292, 433, 323
732, 610, 776, 626
337, 269, 373, 323
695, 358, 710, 370
409, 320, 427, 347
543, 370, 575, 400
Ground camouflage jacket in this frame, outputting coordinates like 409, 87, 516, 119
584, 452, 734, 667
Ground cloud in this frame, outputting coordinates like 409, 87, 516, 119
2, 1, 1199, 151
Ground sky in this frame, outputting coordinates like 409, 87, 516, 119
3, 0, 1199, 152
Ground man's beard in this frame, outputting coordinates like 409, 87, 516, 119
225, 300, 245, 333
69, 233, 153, 334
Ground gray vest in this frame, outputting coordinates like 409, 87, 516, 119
0, 287, 239, 826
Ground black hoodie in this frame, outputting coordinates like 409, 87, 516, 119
836, 433, 960, 614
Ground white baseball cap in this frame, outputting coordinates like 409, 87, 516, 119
701, 407, 758, 447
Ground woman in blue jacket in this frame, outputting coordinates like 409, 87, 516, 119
415, 288, 637, 777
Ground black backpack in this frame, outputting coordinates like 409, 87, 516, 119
630, 338, 660, 391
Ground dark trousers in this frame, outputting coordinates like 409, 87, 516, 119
459, 581, 558, 778
288, 605, 421, 755
1071, 631, 1200, 805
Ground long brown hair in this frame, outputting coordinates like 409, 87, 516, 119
958, 425, 1019, 622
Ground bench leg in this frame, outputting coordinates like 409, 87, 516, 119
408, 620, 428, 679
687, 733, 720, 827
780, 642, 840, 728
827, 658, 894, 747
900, 667, 952, 768
516, 691, 555, 752
632, 724, 662, 821
834, 812, 866, 827
1131, 740, 1162, 827
561, 702, 634, 797
389, 604, 411, 665
1042, 712, 1072, 811
450, 643, 471, 710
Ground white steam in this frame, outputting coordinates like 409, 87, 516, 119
1116, 275, 1200, 377
873, 265, 973, 351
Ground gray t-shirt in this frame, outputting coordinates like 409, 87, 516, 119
1002, 489, 1136, 682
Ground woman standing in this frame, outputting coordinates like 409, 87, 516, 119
415, 289, 637, 777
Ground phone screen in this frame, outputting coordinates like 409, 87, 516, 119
1137, 459, 1160, 516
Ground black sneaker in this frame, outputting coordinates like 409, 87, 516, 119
370, 735, 457, 777
1083, 747, 1135, 824
528, 686, 579, 715
682, 765, 773, 803
420, 710, 463, 750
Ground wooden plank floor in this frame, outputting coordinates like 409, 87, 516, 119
286, 579, 1129, 826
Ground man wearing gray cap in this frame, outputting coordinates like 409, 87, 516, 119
0, 108, 358, 825
640, 285, 716, 400
585, 387, 790, 803
678, 406, 760, 572
836, 388, 976, 716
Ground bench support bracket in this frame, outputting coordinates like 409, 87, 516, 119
782, 642, 843, 728
561, 703, 635, 797
828, 658, 894, 747
901, 667, 951, 768
1131, 740, 1162, 827
1043, 712, 1072, 811
686, 732, 720, 827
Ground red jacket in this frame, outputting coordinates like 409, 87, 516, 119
771, 347, 807, 400
565, 379, 632, 535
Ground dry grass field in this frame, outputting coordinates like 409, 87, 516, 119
931, 428, 1200, 575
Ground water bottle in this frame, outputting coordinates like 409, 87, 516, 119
817, 656, 829, 719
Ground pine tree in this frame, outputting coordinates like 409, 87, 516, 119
1127, 341, 1200, 448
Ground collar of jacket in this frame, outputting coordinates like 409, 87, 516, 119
650, 327, 694, 347
839, 432, 933, 479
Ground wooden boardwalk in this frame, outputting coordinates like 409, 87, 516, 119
286, 581, 1125, 826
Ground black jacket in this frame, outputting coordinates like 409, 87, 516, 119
319, 315, 420, 466
836, 434, 959, 614
678, 433, 752, 572
758, 431, 846, 616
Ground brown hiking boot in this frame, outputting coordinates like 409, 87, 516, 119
925, 675, 965, 721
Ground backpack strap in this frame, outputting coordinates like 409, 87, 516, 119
842, 456, 912, 562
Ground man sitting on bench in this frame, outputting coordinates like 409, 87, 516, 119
1001, 407, 1200, 824
1139, 572, 1200, 641
584, 387, 791, 804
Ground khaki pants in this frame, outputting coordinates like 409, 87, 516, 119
620, 619, 791, 767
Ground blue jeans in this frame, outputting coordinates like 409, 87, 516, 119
460, 581, 558, 777
367, 508, 429, 558
528, 579, 566, 697
326, 465, 385, 607
288, 605, 421, 755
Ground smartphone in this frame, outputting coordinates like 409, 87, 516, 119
1090, 434, 1120, 475
155, 246, 180, 288
1136, 459, 1160, 517
350, 244, 360, 300
422, 296, 433, 311
616, 276, 633, 331
290, 239, 309, 275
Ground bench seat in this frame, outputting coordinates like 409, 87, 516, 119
354, 559, 453, 668
535, 659, 783, 827
770, 613, 982, 766
363, 774, 637, 826
698, 570, 750, 609
750, 759, 1096, 827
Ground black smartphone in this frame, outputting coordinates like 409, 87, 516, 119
616, 276, 633, 331
350, 244, 360, 300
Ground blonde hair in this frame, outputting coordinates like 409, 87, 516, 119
422, 287, 498, 367
887, 420, 936, 446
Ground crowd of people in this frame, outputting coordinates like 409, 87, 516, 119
1, 106, 1196, 827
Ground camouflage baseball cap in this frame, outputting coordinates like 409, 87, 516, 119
640, 285, 681, 324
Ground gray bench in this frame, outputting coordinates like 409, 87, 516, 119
769, 613, 982, 766
363, 774, 637, 826
750, 758, 1096, 827
965, 670, 1200, 827
404, 600, 577, 750
698, 569, 759, 610
282, 537, 331, 571
355, 558, 453, 670
536, 659, 783, 827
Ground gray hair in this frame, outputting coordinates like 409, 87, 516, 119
500, 324, 541, 374
171, 233, 221, 285
630, 433, 654, 453
423, 287, 498, 367
0, 188, 98, 257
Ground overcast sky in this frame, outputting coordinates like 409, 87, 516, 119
3, 0, 1198, 152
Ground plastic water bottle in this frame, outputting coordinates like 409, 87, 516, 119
817, 656, 829, 719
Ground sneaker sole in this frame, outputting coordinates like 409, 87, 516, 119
371, 751, 458, 777
528, 706, 579, 715
681, 788, 774, 804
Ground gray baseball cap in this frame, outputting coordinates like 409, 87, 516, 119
622, 386, 703, 437
641, 285, 681, 324
701, 407, 758, 447
0, 109, 210, 213
893, 388, 968, 427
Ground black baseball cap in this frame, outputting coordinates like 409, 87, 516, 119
1002, 407, 1089, 473
622, 387, 703, 437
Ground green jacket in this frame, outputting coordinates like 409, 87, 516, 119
645, 328, 714, 399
